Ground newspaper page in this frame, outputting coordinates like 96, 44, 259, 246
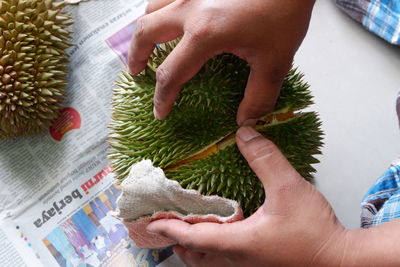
0, 0, 184, 266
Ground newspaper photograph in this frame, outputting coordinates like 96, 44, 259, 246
0, 0, 182, 266
7, 168, 173, 267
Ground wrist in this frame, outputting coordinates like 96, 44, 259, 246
309, 227, 352, 267
340, 221, 400, 266
323, 228, 377, 267
339, 228, 374, 267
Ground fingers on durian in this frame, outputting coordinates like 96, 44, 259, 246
109, 41, 323, 217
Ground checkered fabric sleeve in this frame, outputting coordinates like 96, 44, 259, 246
336, 0, 400, 45
361, 164, 400, 228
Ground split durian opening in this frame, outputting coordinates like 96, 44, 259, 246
166, 108, 296, 170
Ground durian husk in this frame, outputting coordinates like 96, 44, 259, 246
109, 40, 323, 216
0, 0, 72, 138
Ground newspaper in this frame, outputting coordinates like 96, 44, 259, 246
0, 0, 183, 266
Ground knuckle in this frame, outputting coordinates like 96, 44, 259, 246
275, 180, 296, 195
128, 54, 135, 67
250, 138, 278, 160
186, 13, 218, 42
187, 26, 213, 43
271, 165, 304, 197
156, 67, 172, 89
214, 240, 235, 253
153, 94, 165, 111
272, 178, 304, 202
135, 17, 146, 39
175, 0, 194, 11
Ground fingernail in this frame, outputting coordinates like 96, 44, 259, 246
146, 222, 160, 234
153, 106, 161, 120
146, 229, 171, 239
146, 225, 161, 235
146, 230, 158, 235
237, 127, 261, 142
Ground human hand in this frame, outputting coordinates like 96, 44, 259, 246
147, 126, 348, 267
129, 0, 315, 125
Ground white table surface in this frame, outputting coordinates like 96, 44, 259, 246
295, 0, 400, 229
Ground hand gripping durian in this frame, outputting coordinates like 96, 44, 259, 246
110, 40, 323, 217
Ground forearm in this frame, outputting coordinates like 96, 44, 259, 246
344, 220, 400, 266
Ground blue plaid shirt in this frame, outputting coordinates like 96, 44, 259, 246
336, 0, 400, 45
361, 163, 400, 228
335, 0, 400, 227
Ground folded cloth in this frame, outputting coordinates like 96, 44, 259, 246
116, 160, 244, 248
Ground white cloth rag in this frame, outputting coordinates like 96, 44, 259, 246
116, 160, 243, 248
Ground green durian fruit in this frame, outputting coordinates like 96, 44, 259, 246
109, 40, 323, 216
0, 0, 72, 138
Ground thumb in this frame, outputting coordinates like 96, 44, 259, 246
236, 127, 307, 202
147, 219, 237, 253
